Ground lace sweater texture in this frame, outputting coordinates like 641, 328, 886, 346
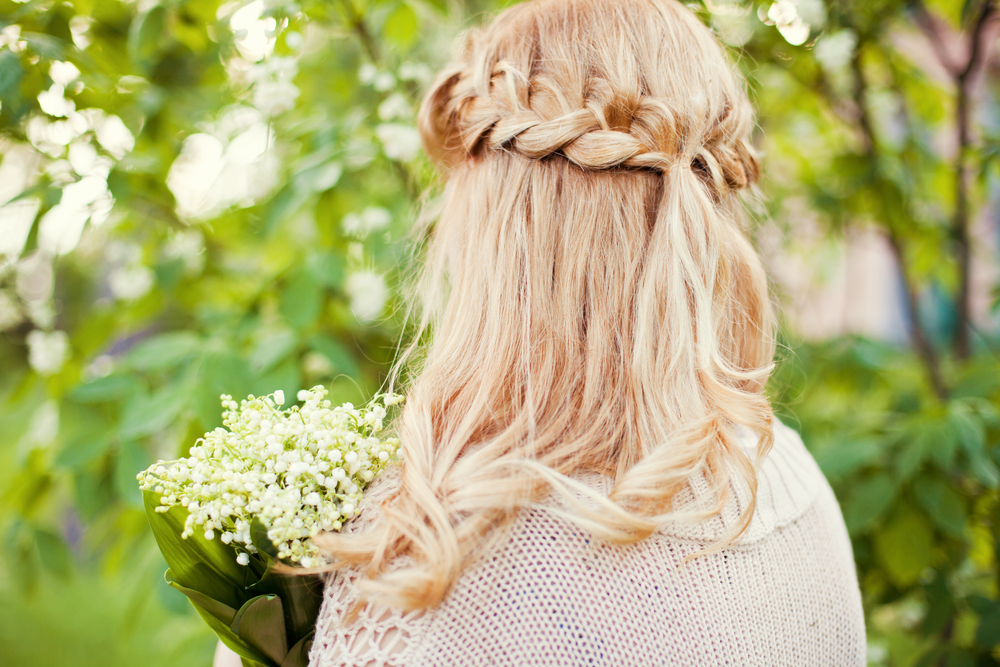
309, 420, 866, 667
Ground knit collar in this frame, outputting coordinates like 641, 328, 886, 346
657, 418, 824, 544
567, 418, 824, 545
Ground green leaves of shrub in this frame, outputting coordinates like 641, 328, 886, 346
812, 438, 883, 479
843, 473, 895, 534
874, 506, 935, 587
913, 476, 967, 538
125, 332, 203, 372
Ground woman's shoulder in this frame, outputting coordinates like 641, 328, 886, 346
645, 417, 827, 544
547, 417, 828, 545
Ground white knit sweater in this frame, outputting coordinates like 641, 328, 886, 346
309, 419, 866, 666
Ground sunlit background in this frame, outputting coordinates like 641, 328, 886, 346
2, 1, 1000, 665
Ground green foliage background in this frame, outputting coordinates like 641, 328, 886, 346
1, 0, 999, 665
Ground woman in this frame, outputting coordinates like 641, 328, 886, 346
301, 0, 864, 664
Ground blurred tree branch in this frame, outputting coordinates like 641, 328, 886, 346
762, 12, 949, 398
911, 0, 996, 359
337, 0, 380, 63
760, 2, 951, 400
847, 43, 948, 400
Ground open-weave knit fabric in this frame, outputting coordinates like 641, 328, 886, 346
309, 420, 866, 666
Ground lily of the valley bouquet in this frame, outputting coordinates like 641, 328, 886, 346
137, 386, 402, 667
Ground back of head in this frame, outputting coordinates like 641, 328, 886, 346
322, 0, 776, 610
423, 0, 760, 189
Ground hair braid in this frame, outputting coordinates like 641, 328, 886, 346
423, 59, 760, 198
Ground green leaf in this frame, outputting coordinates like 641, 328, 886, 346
119, 383, 189, 440
383, 2, 419, 49
232, 595, 289, 665
247, 569, 324, 646
68, 375, 142, 403
952, 400, 1000, 488
971, 398, 1000, 428
873, 506, 934, 587
913, 475, 967, 538
116, 440, 151, 507
187, 594, 274, 667
307, 334, 359, 378
252, 359, 301, 412
54, 432, 113, 470
72, 469, 114, 518
0, 50, 23, 98
165, 568, 238, 626
246, 520, 322, 643
281, 633, 314, 667
128, 5, 167, 64
969, 453, 1000, 489
896, 431, 931, 481
929, 425, 958, 470
914, 647, 946, 667
950, 408, 986, 457
195, 351, 252, 430
263, 185, 311, 237
125, 332, 203, 372
812, 438, 882, 479
416, 0, 447, 12
305, 252, 345, 288
951, 365, 1000, 399
961, 0, 988, 27
920, 574, 955, 635
849, 339, 896, 370
942, 649, 976, 667
19, 32, 66, 60
35, 529, 73, 579
843, 473, 895, 534
142, 489, 255, 611
281, 268, 323, 331
978, 607, 1000, 647
967, 595, 996, 615
250, 518, 280, 562
250, 330, 299, 375
293, 161, 342, 194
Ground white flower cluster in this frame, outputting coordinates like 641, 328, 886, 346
166, 106, 280, 220
358, 63, 423, 163
251, 56, 300, 116
345, 270, 389, 323
341, 207, 390, 238
813, 29, 857, 73
758, 0, 825, 47
106, 241, 154, 302
26, 329, 70, 376
138, 387, 403, 568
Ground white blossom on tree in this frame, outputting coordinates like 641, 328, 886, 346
341, 207, 391, 238
26, 329, 70, 376
346, 270, 389, 323
375, 123, 421, 162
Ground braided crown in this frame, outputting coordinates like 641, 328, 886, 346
421, 59, 761, 196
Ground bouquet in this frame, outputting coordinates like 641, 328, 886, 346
137, 386, 402, 667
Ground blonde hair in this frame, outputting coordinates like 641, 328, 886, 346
319, 0, 775, 610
